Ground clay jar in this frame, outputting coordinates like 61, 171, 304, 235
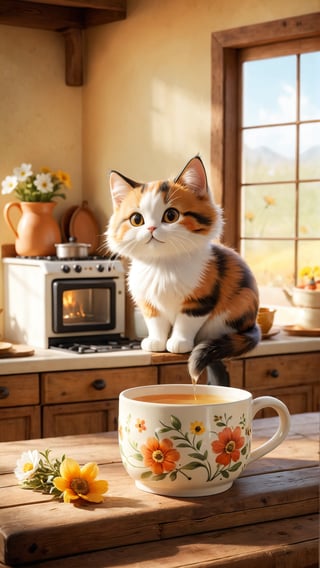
3, 201, 61, 256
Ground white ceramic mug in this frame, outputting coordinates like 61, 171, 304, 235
118, 384, 290, 497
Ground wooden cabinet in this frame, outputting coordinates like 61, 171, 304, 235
227, 352, 319, 418
0, 351, 318, 441
43, 401, 119, 437
0, 374, 41, 441
42, 367, 157, 437
158, 363, 207, 385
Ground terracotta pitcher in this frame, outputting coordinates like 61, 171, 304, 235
3, 201, 62, 256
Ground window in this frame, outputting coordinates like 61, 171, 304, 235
211, 13, 320, 289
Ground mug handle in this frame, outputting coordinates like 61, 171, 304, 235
248, 396, 291, 464
3, 202, 21, 238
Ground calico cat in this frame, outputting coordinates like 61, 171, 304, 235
107, 156, 260, 383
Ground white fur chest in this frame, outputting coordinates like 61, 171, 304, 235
128, 251, 209, 318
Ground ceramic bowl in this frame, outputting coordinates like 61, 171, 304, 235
292, 288, 320, 309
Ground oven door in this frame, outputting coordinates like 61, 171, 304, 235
52, 279, 116, 334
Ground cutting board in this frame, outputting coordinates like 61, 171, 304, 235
0, 344, 35, 358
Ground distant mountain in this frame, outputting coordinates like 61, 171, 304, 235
300, 145, 320, 162
243, 144, 320, 179
244, 144, 320, 163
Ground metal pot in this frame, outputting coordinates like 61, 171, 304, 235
55, 242, 91, 259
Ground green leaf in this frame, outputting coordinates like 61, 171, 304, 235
141, 471, 153, 479
152, 473, 167, 481
133, 453, 143, 461
182, 462, 206, 471
188, 452, 207, 461
228, 462, 242, 472
170, 415, 182, 430
196, 440, 203, 450
221, 470, 230, 478
169, 471, 178, 481
176, 443, 192, 448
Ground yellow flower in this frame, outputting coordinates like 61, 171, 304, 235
55, 169, 72, 189
263, 195, 276, 207
299, 266, 312, 277
245, 211, 255, 222
53, 458, 108, 503
190, 421, 206, 435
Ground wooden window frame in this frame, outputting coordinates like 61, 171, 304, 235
211, 12, 320, 251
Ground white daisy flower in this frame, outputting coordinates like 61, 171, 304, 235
13, 163, 33, 182
34, 173, 54, 193
1, 175, 18, 194
14, 450, 40, 481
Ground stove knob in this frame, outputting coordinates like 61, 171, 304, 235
73, 264, 82, 273
96, 264, 105, 273
61, 264, 71, 273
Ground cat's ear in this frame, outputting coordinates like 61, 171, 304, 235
174, 156, 208, 197
109, 171, 140, 208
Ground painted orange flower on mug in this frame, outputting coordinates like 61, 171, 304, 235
212, 426, 245, 466
135, 418, 147, 433
140, 438, 180, 475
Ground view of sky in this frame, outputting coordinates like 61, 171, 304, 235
242, 52, 320, 158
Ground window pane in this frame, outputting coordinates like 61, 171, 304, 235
241, 240, 295, 286
299, 122, 320, 179
300, 52, 320, 121
242, 56, 296, 127
299, 181, 320, 237
242, 184, 295, 238
298, 241, 320, 281
242, 125, 296, 183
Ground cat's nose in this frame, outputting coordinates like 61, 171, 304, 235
147, 226, 157, 233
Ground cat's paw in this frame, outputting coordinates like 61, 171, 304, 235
166, 337, 193, 354
141, 337, 167, 352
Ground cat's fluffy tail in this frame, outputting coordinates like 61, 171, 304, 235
188, 325, 261, 382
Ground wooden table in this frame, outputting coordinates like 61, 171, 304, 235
0, 413, 319, 567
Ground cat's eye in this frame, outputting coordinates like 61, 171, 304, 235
162, 208, 179, 223
130, 212, 144, 227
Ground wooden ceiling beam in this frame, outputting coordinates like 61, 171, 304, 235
0, 0, 126, 85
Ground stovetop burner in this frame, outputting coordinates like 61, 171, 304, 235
17, 255, 110, 261
50, 337, 141, 354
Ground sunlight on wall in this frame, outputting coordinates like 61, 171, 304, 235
151, 77, 210, 175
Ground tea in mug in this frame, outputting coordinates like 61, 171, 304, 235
133, 393, 228, 405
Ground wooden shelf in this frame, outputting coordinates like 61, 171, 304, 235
0, 0, 127, 85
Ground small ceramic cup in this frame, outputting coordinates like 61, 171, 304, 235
257, 307, 276, 334
118, 384, 290, 497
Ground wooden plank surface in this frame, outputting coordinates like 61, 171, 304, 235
0, 514, 317, 568
0, 413, 319, 567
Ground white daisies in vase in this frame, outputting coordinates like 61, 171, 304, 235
1, 162, 71, 202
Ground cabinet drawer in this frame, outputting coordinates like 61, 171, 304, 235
245, 352, 320, 389
41, 367, 157, 404
0, 374, 39, 407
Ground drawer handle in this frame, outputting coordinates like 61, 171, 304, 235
0, 386, 9, 399
269, 369, 279, 378
92, 379, 106, 391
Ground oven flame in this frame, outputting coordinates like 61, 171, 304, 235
63, 291, 86, 320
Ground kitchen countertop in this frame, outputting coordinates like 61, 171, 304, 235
0, 330, 319, 375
